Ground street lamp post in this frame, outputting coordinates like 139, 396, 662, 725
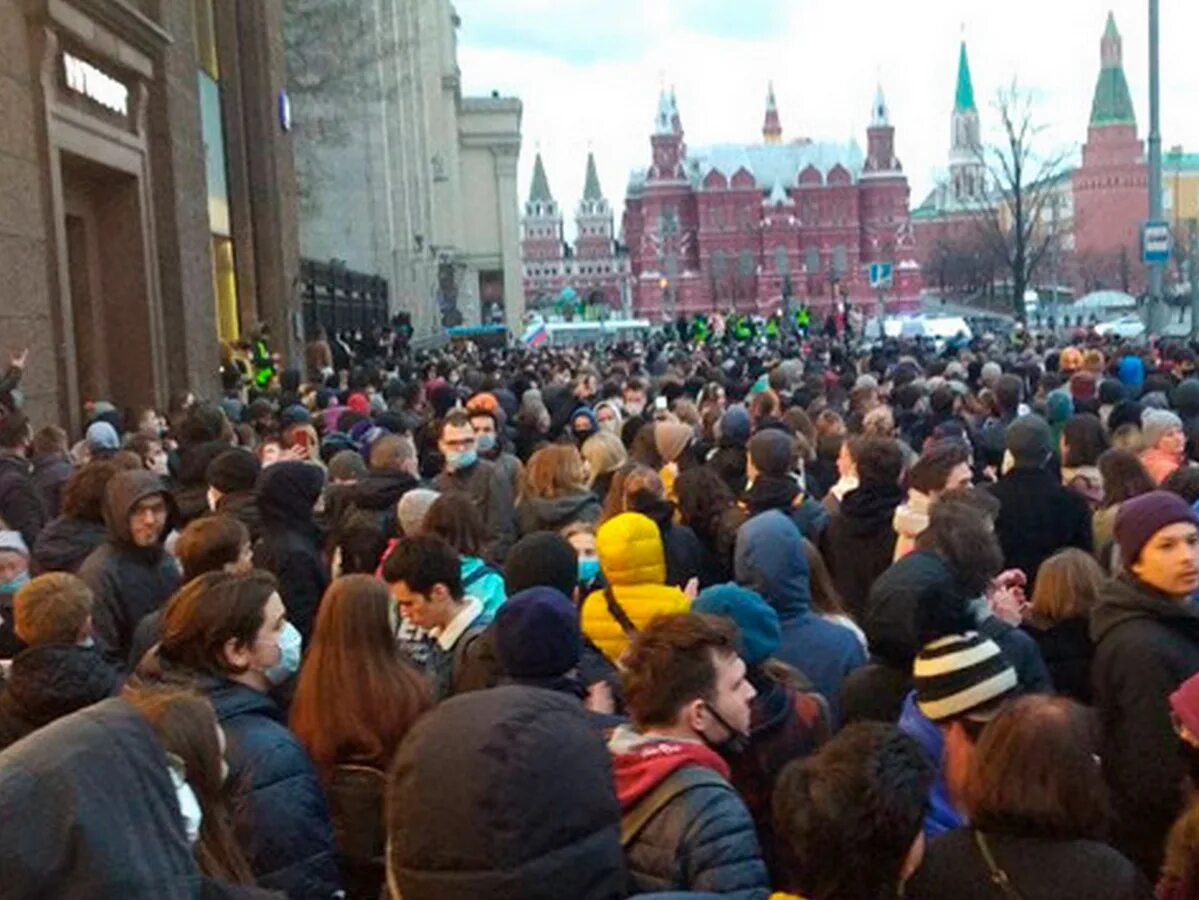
1147, 0, 1165, 333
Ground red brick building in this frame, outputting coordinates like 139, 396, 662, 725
520, 152, 630, 311
1072, 12, 1148, 294
622, 86, 921, 320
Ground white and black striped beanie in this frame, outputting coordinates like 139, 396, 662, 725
914, 633, 1018, 724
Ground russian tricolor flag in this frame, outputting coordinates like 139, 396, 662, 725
523, 322, 548, 348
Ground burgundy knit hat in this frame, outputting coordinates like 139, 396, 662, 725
1170, 671, 1199, 739
1114, 490, 1199, 564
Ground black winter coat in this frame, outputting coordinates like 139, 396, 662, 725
203, 677, 342, 899
389, 685, 627, 900
0, 644, 120, 751
254, 463, 329, 642
907, 828, 1153, 900
819, 482, 904, 619
1026, 617, 1094, 704
343, 469, 419, 538
987, 466, 1093, 582
517, 491, 601, 536
31, 515, 106, 574
324, 765, 386, 900
1090, 574, 1199, 876
31, 453, 72, 520
434, 458, 517, 564
214, 491, 264, 543
0, 452, 46, 548
79, 471, 181, 665
743, 475, 828, 544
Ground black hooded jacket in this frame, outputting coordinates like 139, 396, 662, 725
517, 491, 601, 536
388, 685, 626, 900
342, 468, 418, 537
743, 474, 829, 543
78, 471, 180, 665
0, 644, 120, 751
1090, 573, 1199, 876
31, 515, 107, 574
819, 482, 904, 618
173, 439, 231, 527
254, 462, 329, 641
0, 452, 46, 548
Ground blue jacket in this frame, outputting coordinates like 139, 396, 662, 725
204, 679, 342, 899
735, 511, 865, 723
898, 691, 963, 839
460, 557, 506, 619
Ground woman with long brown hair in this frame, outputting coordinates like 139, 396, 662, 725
290, 574, 432, 899
1094, 448, 1156, 568
517, 443, 601, 536
123, 681, 258, 886
1023, 548, 1106, 703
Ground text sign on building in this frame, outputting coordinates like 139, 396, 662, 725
63, 53, 129, 117
1142, 220, 1172, 264
868, 262, 893, 289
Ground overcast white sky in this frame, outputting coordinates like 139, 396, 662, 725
455, 0, 1199, 240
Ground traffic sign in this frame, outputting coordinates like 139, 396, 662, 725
868, 262, 893, 289
1142, 220, 1172, 264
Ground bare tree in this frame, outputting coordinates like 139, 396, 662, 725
283, 0, 406, 211
970, 82, 1072, 321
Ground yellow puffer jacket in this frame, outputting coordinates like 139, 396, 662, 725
582, 512, 690, 662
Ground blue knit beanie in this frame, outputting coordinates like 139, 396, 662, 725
494, 587, 581, 679
693, 583, 781, 665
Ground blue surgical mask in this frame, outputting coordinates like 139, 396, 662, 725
264, 621, 302, 686
476, 433, 497, 453
445, 449, 477, 472
578, 557, 600, 584
0, 571, 29, 594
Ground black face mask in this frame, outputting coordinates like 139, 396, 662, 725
573, 428, 597, 445
701, 700, 750, 757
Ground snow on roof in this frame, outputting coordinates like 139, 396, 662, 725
685, 140, 865, 190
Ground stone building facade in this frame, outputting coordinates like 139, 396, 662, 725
0, 0, 298, 432
288, 0, 523, 335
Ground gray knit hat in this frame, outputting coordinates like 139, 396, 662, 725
397, 488, 440, 538
1005, 414, 1052, 466
1142, 408, 1184, 449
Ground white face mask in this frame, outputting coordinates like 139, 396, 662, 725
168, 764, 203, 846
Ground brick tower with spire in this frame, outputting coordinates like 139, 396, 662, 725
520, 152, 567, 306
571, 153, 629, 308
1072, 11, 1147, 292
859, 84, 912, 275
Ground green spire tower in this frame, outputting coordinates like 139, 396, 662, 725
954, 40, 976, 111
528, 152, 554, 206
582, 152, 602, 202
1089, 11, 1136, 127
949, 39, 984, 204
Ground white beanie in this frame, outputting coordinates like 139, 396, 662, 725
0, 530, 29, 558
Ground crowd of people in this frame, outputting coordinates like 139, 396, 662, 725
5, 322, 1199, 898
